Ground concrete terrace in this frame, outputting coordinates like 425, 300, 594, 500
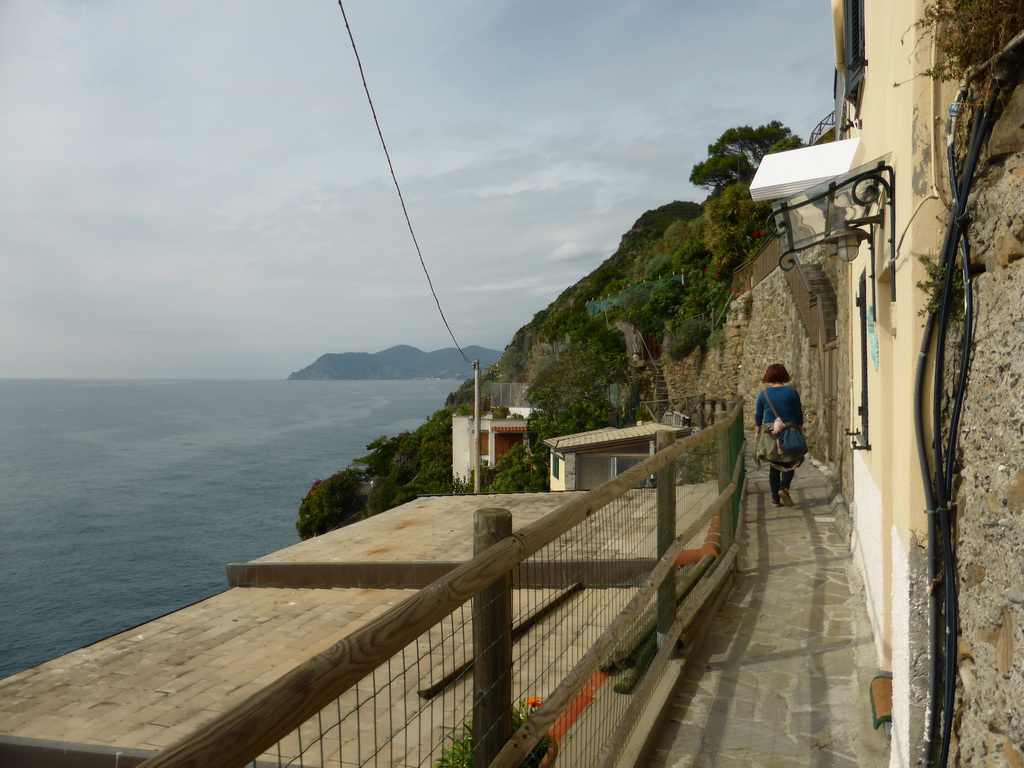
0, 450, 890, 767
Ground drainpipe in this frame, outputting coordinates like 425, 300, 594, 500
919, 53, 1011, 763
915, 82, 966, 766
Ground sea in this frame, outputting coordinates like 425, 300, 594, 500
0, 378, 460, 680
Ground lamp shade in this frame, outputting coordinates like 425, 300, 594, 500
831, 228, 870, 262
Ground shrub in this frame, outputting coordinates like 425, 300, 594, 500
666, 317, 712, 360
296, 468, 368, 540
528, 339, 625, 442
487, 443, 549, 493
703, 183, 773, 273
916, 254, 964, 319
921, 0, 1024, 84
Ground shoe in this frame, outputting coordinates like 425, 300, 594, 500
770, 498, 782, 507
779, 489, 794, 507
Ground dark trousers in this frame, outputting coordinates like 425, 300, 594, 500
769, 462, 796, 500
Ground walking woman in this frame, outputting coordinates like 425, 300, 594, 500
754, 363, 804, 507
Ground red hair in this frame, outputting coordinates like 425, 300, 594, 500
762, 364, 791, 384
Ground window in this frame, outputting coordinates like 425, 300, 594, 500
552, 453, 561, 480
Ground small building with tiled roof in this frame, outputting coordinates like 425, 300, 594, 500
544, 423, 692, 491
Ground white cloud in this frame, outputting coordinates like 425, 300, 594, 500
0, 0, 837, 378
547, 242, 599, 264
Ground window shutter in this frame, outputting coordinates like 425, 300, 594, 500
844, 0, 866, 102
855, 271, 870, 449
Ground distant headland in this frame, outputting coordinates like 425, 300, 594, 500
287, 345, 502, 380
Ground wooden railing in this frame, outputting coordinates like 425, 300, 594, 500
139, 401, 747, 768
749, 236, 783, 289
787, 262, 823, 349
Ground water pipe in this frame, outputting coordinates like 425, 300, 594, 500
675, 516, 722, 567
537, 670, 611, 768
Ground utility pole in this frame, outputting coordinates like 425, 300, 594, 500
473, 359, 481, 493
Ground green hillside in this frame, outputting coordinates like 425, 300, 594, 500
295, 120, 801, 539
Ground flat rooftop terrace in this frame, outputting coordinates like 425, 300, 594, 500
0, 492, 587, 763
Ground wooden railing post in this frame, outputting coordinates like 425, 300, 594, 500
655, 430, 676, 644
722, 406, 743, 552
473, 508, 513, 768
715, 403, 734, 552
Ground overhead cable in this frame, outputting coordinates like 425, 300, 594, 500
335, 0, 471, 364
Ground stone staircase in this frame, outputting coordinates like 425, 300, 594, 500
798, 260, 839, 344
642, 357, 679, 423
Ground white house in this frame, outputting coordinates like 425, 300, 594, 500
451, 408, 531, 482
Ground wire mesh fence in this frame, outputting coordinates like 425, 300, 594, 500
140, 402, 745, 768
484, 382, 532, 410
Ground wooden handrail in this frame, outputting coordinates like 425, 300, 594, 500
492, 435, 747, 768
749, 237, 783, 289
785, 260, 817, 347
593, 490, 744, 768
139, 400, 745, 768
751, 238, 836, 352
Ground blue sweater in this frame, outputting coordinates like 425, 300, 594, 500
755, 386, 803, 427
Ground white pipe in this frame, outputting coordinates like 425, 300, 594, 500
473, 360, 481, 493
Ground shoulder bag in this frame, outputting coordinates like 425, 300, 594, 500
763, 388, 808, 458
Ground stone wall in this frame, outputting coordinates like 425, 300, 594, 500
946, 114, 1024, 764
661, 247, 851, 496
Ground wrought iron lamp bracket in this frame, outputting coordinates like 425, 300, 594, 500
766, 162, 896, 289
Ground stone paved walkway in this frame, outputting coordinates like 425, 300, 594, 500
647, 449, 891, 767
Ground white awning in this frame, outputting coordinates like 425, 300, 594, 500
750, 137, 863, 201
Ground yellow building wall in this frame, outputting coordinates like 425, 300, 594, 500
836, 2, 970, 763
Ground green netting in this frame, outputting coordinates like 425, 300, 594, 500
586, 275, 683, 317
586, 297, 621, 316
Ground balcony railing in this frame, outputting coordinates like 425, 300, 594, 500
808, 110, 836, 145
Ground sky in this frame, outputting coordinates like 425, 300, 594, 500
0, 0, 836, 379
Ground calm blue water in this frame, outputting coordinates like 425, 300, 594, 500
0, 379, 458, 679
